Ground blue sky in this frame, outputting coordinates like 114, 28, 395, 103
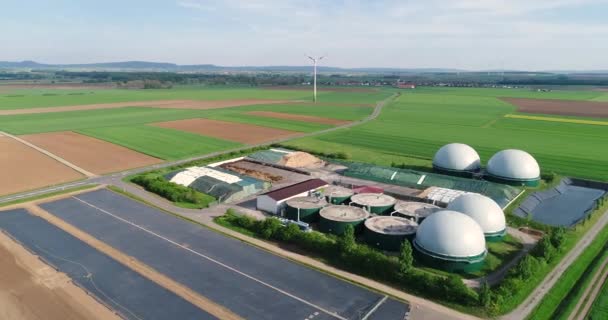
2, 0, 608, 70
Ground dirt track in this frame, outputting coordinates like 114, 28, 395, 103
246, 111, 350, 125
0, 231, 120, 320
20, 131, 163, 174
0, 136, 83, 196
153, 118, 301, 144
0, 99, 293, 116
501, 97, 608, 118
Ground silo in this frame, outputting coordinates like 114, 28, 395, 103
413, 210, 487, 272
393, 201, 441, 223
319, 205, 370, 235
486, 149, 540, 187
323, 185, 354, 205
350, 193, 396, 215
364, 216, 418, 251
284, 197, 327, 223
432, 143, 481, 177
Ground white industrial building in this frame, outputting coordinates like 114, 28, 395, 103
256, 179, 328, 214
486, 149, 540, 186
448, 193, 507, 241
432, 143, 481, 174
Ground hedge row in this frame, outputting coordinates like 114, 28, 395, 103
219, 211, 478, 308
132, 174, 215, 208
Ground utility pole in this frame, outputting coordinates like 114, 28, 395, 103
307, 55, 324, 102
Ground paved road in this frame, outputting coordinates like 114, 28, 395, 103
502, 207, 608, 320
0, 93, 398, 205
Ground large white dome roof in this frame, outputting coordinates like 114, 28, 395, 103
433, 143, 481, 172
447, 194, 506, 234
487, 149, 540, 180
415, 210, 486, 258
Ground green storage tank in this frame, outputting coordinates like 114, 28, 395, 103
284, 197, 327, 223
323, 185, 354, 205
319, 205, 370, 235
364, 216, 418, 251
393, 201, 441, 223
350, 193, 396, 215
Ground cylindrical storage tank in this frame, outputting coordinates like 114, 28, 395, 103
413, 210, 487, 272
447, 194, 506, 241
432, 143, 481, 176
323, 185, 354, 205
284, 197, 327, 223
486, 149, 540, 187
319, 205, 369, 235
393, 201, 441, 223
350, 193, 396, 215
364, 216, 418, 251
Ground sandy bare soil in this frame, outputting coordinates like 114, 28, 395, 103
246, 111, 350, 125
501, 97, 608, 118
0, 231, 120, 320
263, 86, 379, 93
0, 99, 294, 115
153, 118, 301, 144
20, 131, 163, 174
0, 137, 83, 196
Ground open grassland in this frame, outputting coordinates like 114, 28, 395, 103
286, 89, 608, 180
0, 86, 390, 110
78, 125, 242, 160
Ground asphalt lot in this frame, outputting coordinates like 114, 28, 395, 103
0, 208, 216, 320
41, 189, 409, 320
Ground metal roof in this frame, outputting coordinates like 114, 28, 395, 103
262, 179, 328, 201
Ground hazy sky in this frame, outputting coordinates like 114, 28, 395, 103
2, 0, 608, 70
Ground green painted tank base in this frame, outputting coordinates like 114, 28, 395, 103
325, 196, 350, 205
285, 207, 321, 223
484, 174, 540, 187
319, 218, 365, 236
364, 230, 412, 251
485, 229, 506, 242
413, 242, 485, 273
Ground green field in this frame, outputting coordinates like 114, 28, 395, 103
0, 86, 387, 109
78, 125, 242, 160
285, 88, 608, 180
589, 278, 608, 319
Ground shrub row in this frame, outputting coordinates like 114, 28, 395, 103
220, 211, 478, 308
131, 174, 215, 208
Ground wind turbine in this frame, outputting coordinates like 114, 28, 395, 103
307, 55, 324, 102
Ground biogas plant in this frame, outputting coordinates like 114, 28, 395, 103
246, 145, 532, 273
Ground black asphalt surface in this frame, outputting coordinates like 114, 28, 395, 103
40, 189, 409, 320
0, 208, 216, 320
367, 299, 410, 320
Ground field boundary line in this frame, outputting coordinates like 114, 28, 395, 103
72, 196, 347, 320
504, 114, 608, 126
24, 203, 244, 320
0, 131, 97, 178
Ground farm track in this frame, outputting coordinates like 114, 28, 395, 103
569, 254, 608, 320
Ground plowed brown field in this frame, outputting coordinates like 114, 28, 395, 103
0, 137, 83, 196
20, 131, 163, 174
501, 97, 608, 118
246, 111, 350, 125
0, 99, 293, 115
152, 118, 301, 144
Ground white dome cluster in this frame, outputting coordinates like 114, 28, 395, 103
432, 143, 481, 172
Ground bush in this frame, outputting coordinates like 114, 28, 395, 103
132, 174, 215, 207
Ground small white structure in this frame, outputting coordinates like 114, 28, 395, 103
433, 143, 481, 173
170, 166, 242, 186
448, 194, 506, 239
486, 149, 540, 183
256, 179, 328, 214
422, 186, 474, 205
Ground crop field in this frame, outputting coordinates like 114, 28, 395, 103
504, 114, 608, 126
589, 280, 608, 319
285, 88, 608, 180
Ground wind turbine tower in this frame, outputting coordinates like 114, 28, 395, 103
307, 55, 324, 102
